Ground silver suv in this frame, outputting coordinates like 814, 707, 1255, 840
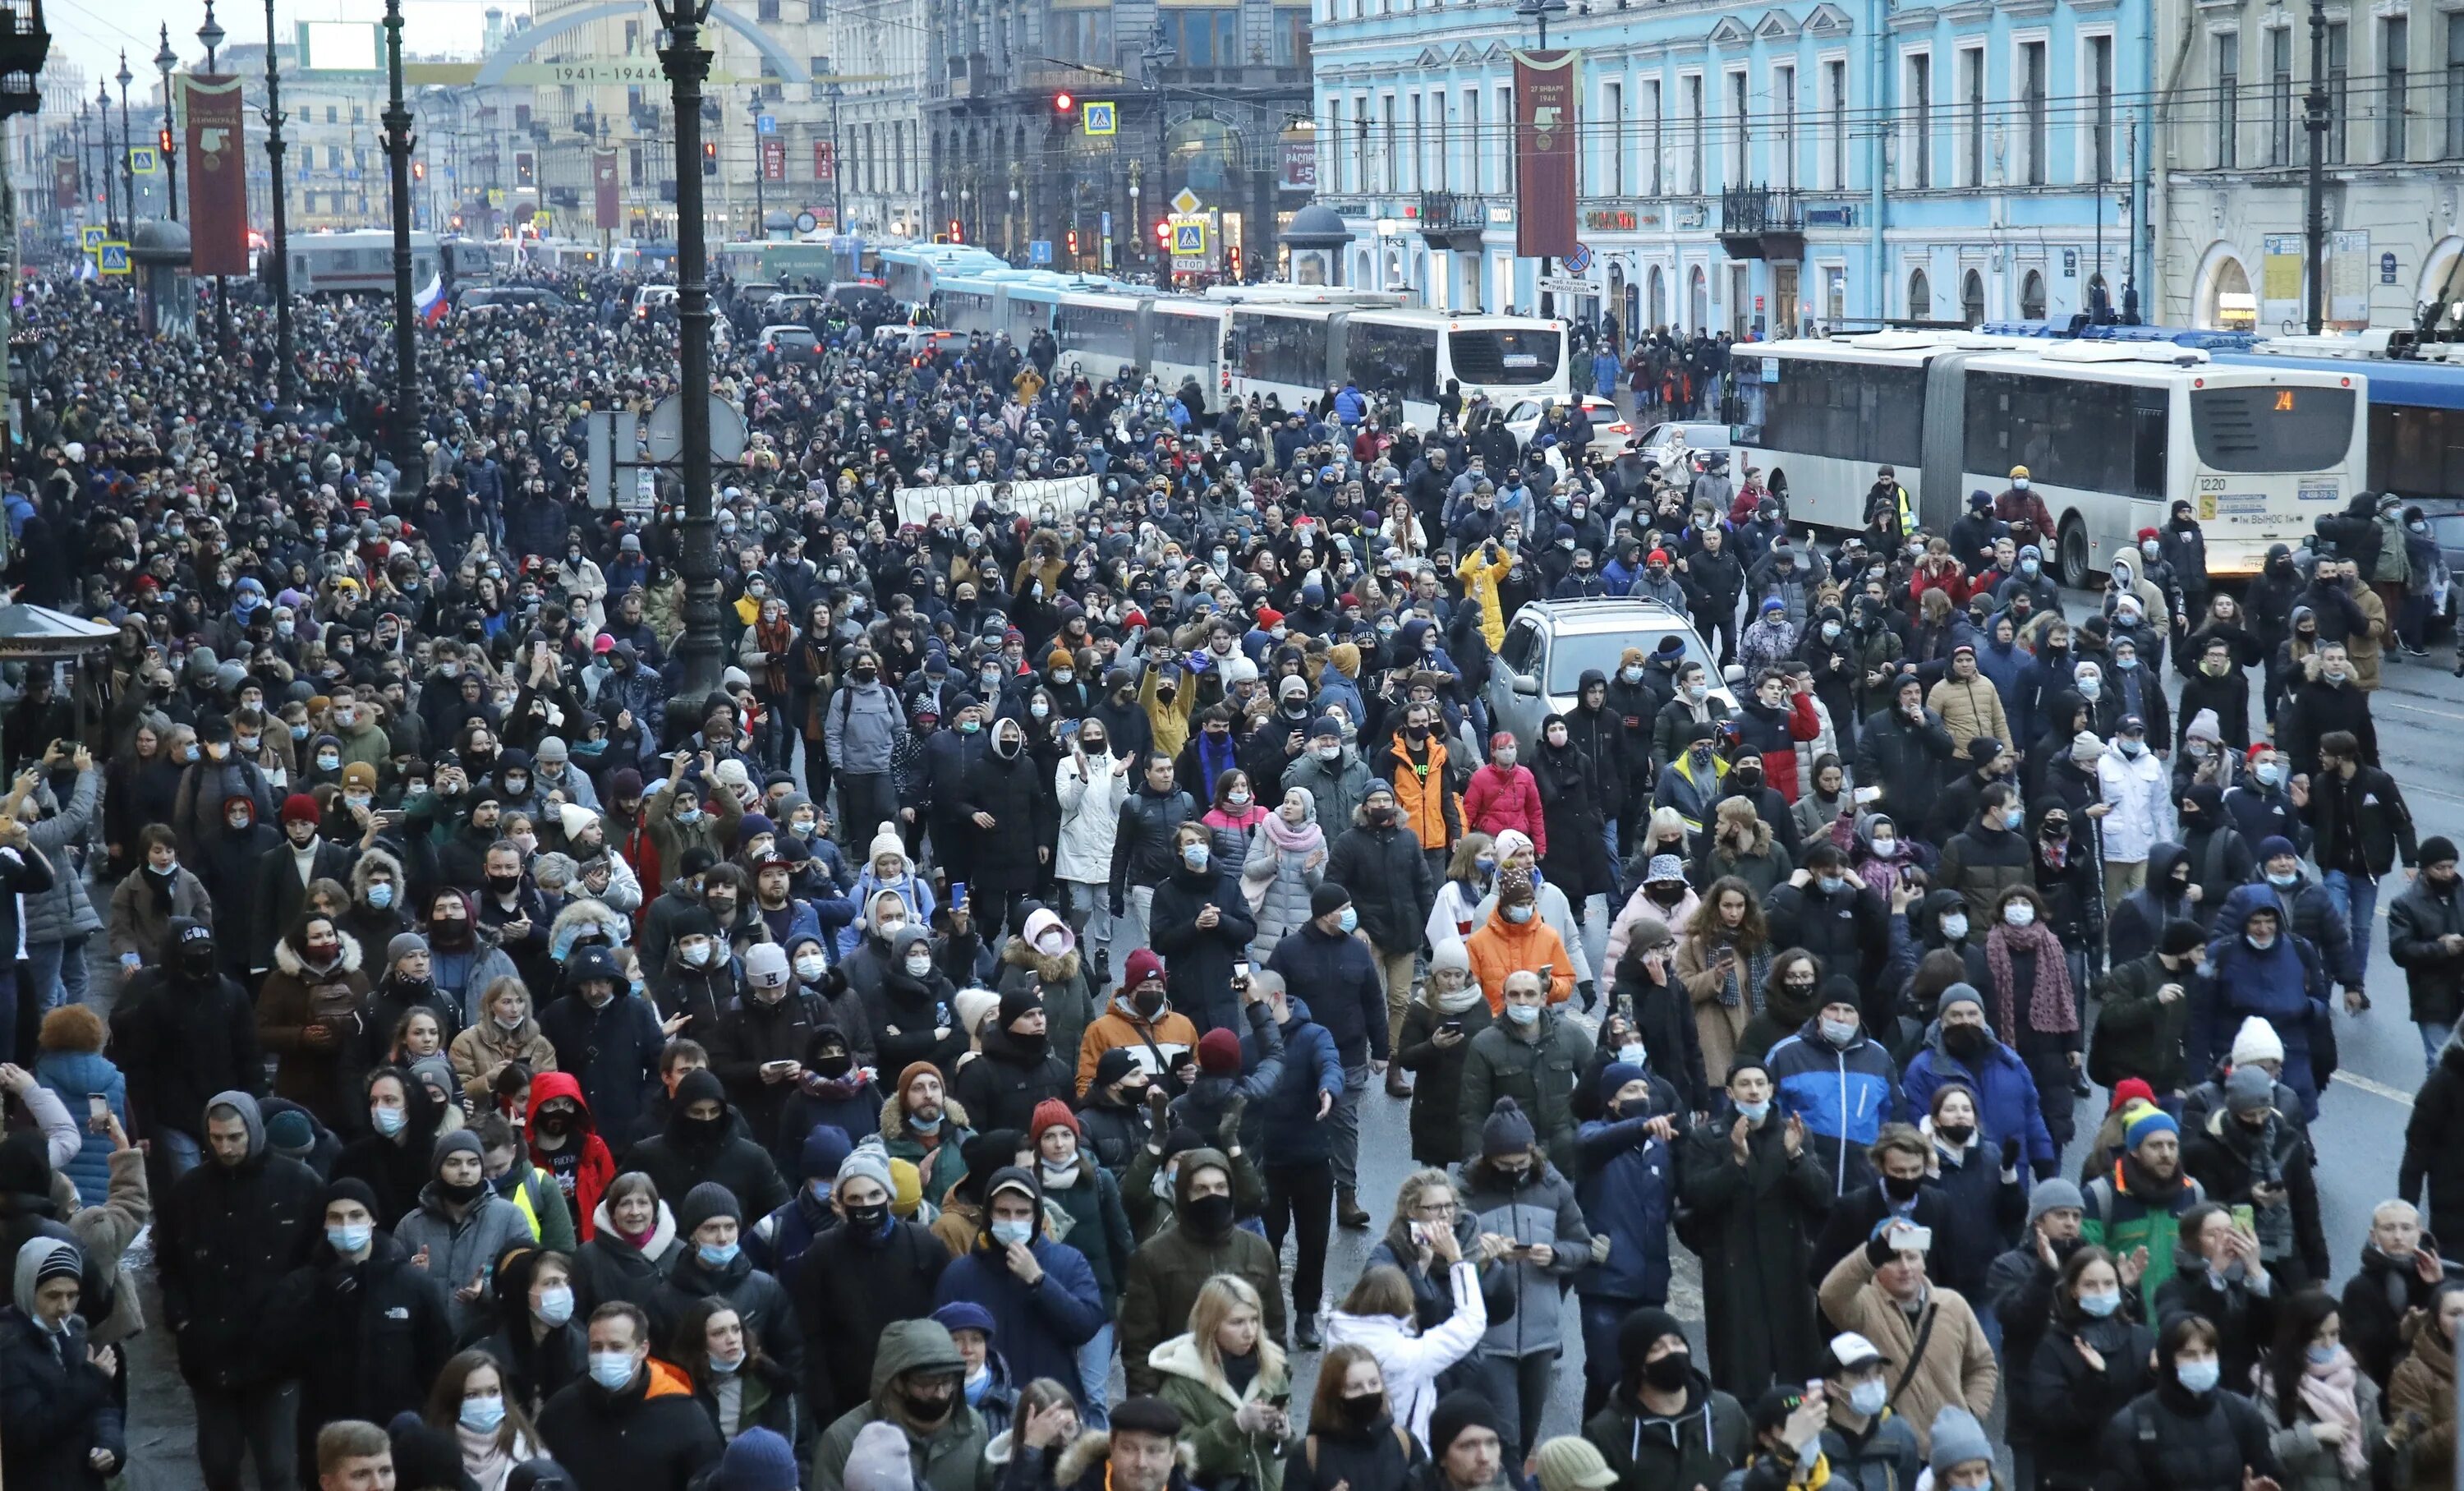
1484, 598, 1740, 751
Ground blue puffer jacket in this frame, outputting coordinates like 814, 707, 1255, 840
1901, 1024, 2057, 1177
1249, 999, 1344, 1165
2195, 929, 2330, 1121
1766, 1019, 1901, 1199
1572, 1113, 1673, 1305
34, 1050, 126, 1208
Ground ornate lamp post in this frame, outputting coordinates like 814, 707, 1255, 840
198, 0, 228, 351
746, 92, 765, 237
261, 0, 295, 405
196, 0, 218, 68
2303, 0, 2328, 334
381, 0, 419, 472
95, 78, 114, 234
154, 25, 177, 219
653, 0, 723, 711
114, 52, 132, 221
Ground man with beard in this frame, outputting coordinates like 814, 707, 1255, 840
2081, 1106, 2207, 1313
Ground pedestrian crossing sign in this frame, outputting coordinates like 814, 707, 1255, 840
79, 226, 103, 251
97, 242, 130, 274
1083, 101, 1116, 136
1172, 219, 1207, 255
127, 146, 158, 175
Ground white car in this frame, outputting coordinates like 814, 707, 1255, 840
1630, 419, 1736, 472
1502, 394, 1631, 458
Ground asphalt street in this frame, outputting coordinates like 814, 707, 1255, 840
107, 605, 2464, 1489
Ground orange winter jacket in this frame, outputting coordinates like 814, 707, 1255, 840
1464, 907, 1576, 1012
1385, 732, 1464, 853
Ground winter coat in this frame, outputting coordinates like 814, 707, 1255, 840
2387, 1314, 2458, 1491
1815, 1242, 1998, 1454
1285, 746, 1375, 843
254, 931, 377, 1131
537, 992, 668, 1148
1326, 817, 1437, 956
2023, 1309, 2157, 1491
1581, 1369, 1751, 1491
1150, 1332, 1298, 1491
392, 1184, 536, 1337
647, 1242, 802, 1378
2195, 928, 2330, 1121
1243, 819, 1326, 958
106, 864, 213, 966
2089, 951, 2203, 1094
2081, 1157, 2209, 1315
569, 1196, 683, 1318
107, 960, 263, 1144
0, 1303, 122, 1491
952, 1023, 1077, 1136
1572, 1111, 1676, 1304
274, 1231, 457, 1437
2181, 1104, 2330, 1282
1928, 673, 2013, 763
793, 1217, 953, 1426
1464, 763, 1547, 855
1322, 1260, 1491, 1447
2255, 1357, 2387, 1491
1055, 752, 1133, 885
2342, 1244, 2443, 1392
1901, 1027, 2058, 1177
21, 771, 99, 947
538, 1357, 726, 1491
1456, 1154, 1591, 1359
448, 1014, 560, 1107
961, 747, 1055, 896
2096, 1378, 2282, 1491
2390, 872, 2464, 1030
934, 1223, 1106, 1392
154, 1094, 323, 1389
627, 1106, 793, 1229
1266, 919, 1390, 1065
1119, 1148, 1288, 1396
2099, 748, 2175, 867
33, 1051, 126, 1210
2402, 1038, 2464, 1248
1458, 1010, 1595, 1177
1767, 1021, 1902, 1198
1395, 995, 1500, 1167
1532, 737, 1616, 898
1152, 863, 1262, 1038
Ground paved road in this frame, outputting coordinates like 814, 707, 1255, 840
111, 624, 2464, 1489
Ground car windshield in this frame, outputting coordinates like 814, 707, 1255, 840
773, 328, 817, 345
1546, 624, 1711, 696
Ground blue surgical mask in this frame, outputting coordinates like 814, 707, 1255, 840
366, 883, 395, 909
2268, 870, 2300, 888
2307, 1344, 2339, 1366
1475, 857, 1497, 877
536, 1285, 575, 1324
327, 1222, 372, 1254
2079, 1289, 2122, 1318
1736, 1098, 1772, 1123
1848, 1380, 1890, 1418
2176, 1357, 2221, 1394
2257, 762, 2287, 787
1338, 907, 1358, 933
1817, 874, 1845, 895
991, 1217, 1034, 1247
460, 1394, 508, 1433
1506, 904, 1534, 923
370, 1106, 407, 1137
709, 1350, 744, 1374
1181, 843, 1210, 871
589, 1351, 638, 1391
1820, 1017, 1859, 1047
1506, 1002, 1539, 1026
698, 1241, 740, 1268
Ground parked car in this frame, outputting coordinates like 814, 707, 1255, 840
1483, 599, 1740, 751
458, 286, 568, 313
1503, 393, 1631, 457
632, 284, 678, 320
759, 324, 825, 371
1630, 419, 1736, 471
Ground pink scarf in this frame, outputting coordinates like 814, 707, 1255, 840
2297, 1351, 2370, 1478
1262, 812, 1323, 856
1984, 921, 2078, 1037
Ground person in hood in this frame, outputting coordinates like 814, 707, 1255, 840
931, 1165, 1105, 1406
864, 924, 967, 1083
393, 1128, 536, 1336
1119, 1144, 1286, 1397
539, 945, 669, 1147
157, 1088, 324, 1491
629, 1070, 791, 1226
2195, 909, 2332, 1123
108, 918, 263, 1177
811, 1316, 994, 1491
536, 1298, 724, 1491
1579, 1307, 1749, 1491
0, 1236, 123, 1489
2095, 1310, 2281, 1491
274, 1176, 456, 1473
331, 1065, 452, 1228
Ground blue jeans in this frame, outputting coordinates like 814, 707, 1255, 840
2424, 1021, 2451, 1070
25, 936, 87, 1014
2324, 870, 2380, 970
1073, 1322, 1113, 1428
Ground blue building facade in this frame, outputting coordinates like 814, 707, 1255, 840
1307, 0, 2153, 335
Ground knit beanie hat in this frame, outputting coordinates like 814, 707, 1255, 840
717, 1426, 802, 1491
1310, 881, 1353, 919
2159, 919, 2208, 957
1198, 1029, 1243, 1075
1928, 1407, 1994, 1477
2225, 1063, 2277, 1114
2123, 1107, 2180, 1152
2025, 1177, 2085, 1228
388, 932, 430, 966
1481, 1097, 1537, 1156
2230, 1015, 2287, 1066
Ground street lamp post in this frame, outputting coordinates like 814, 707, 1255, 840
261, 0, 295, 405
381, 0, 419, 473
154, 25, 178, 219
2304, 0, 2328, 334
198, 0, 228, 352
654, 0, 724, 713
73, 101, 86, 228
824, 81, 841, 233
747, 93, 765, 237
95, 79, 114, 235
115, 53, 133, 223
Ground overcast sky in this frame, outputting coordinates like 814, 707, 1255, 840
48, 0, 502, 94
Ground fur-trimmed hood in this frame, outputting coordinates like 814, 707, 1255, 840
1055, 1429, 1196, 1489
272, 926, 364, 978
879, 1093, 972, 1144
349, 845, 405, 899
550, 896, 630, 960
1000, 932, 1082, 986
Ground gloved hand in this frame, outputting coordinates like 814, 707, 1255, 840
1218, 1093, 1248, 1148
2000, 1137, 2022, 1174
1110, 889, 1125, 918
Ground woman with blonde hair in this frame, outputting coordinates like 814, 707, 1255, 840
1322, 1244, 1488, 1447
1677, 876, 1772, 1084
1424, 833, 1496, 952
1151, 1274, 1299, 1491
449, 975, 559, 1107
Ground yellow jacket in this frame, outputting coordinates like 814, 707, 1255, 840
1459, 548, 1517, 650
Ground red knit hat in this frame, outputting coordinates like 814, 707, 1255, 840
2108, 1076, 2157, 1114
1121, 947, 1165, 993
280, 793, 321, 826
1029, 1098, 1080, 1144
1198, 1029, 1243, 1075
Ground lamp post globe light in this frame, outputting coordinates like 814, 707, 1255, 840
260, 0, 296, 406
196, 0, 220, 70
654, 0, 724, 713
381, 0, 420, 474
154, 25, 178, 219
114, 52, 131, 223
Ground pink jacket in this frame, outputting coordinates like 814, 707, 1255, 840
1463, 763, 1546, 857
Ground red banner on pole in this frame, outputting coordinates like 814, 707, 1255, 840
814, 140, 834, 181
1512, 49, 1579, 260
183, 74, 250, 275
49, 158, 75, 210
593, 149, 619, 230
761, 138, 786, 183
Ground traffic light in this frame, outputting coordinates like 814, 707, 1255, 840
412, 160, 425, 181
1053, 91, 1075, 116
1066, 228, 1078, 255
948, 218, 963, 242
1154, 219, 1171, 248
702, 139, 718, 175
156, 127, 171, 155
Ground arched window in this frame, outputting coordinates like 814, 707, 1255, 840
1648, 266, 1666, 329
1688, 266, 1708, 329
1908, 268, 1932, 320
2021, 269, 2048, 320
1961, 269, 1986, 326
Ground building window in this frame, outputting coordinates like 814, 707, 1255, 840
1644, 79, 1662, 194
2022, 269, 2048, 318
2216, 33, 2238, 168
1272, 9, 1309, 69
2328, 22, 2348, 163
1726, 69, 1749, 186
324, 105, 338, 124
1961, 46, 1984, 185
1685, 74, 1703, 192
1905, 52, 1931, 187
1380, 94, 1395, 192
2388, 18, 2409, 160
1466, 88, 1482, 191
2272, 29, 2294, 163
1158, 8, 1239, 70
1047, 10, 1113, 63
757, 0, 779, 20
1774, 65, 1796, 188
2448, 16, 2464, 157
1602, 81, 1623, 193
1909, 267, 1931, 318
1353, 97, 1368, 193
1407, 92, 1421, 191
1501, 84, 1515, 191
2022, 40, 2048, 184
2089, 35, 2113, 180
1825, 58, 1848, 189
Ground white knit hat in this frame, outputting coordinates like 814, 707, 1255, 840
2230, 1015, 2287, 1067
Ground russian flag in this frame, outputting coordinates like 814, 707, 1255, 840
414, 272, 446, 326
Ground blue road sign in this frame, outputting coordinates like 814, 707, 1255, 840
756, 113, 776, 134
1029, 239, 1053, 265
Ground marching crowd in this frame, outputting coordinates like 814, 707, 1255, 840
0, 266, 2458, 1491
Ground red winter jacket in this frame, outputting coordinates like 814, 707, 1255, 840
1731, 692, 1823, 803
1464, 762, 1547, 856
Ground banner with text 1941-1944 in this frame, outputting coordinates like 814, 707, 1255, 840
182, 75, 251, 276
891, 476, 1099, 528
1513, 49, 1580, 260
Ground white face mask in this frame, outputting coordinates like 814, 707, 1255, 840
793, 954, 826, 980
904, 951, 935, 976
1037, 929, 1069, 956
2003, 901, 2036, 927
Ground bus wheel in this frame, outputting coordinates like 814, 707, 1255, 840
2057, 513, 2091, 591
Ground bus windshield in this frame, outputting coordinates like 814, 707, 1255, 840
1450, 328, 1561, 385
2190, 385, 2358, 472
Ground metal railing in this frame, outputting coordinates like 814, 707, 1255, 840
1719, 183, 1804, 235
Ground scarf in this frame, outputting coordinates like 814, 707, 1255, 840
2292, 1350, 2370, 1477
458, 1422, 523, 1490
1432, 984, 1486, 1015
1984, 921, 2076, 1036
1262, 812, 1323, 856
1714, 937, 1772, 1011
756, 616, 793, 696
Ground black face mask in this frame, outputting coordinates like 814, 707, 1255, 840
1882, 1172, 1925, 1202
438, 1178, 487, 1206
1642, 1352, 1694, 1392
1937, 1122, 1977, 1147
678, 1112, 729, 1144
1131, 987, 1167, 1019
1942, 1024, 1991, 1059
899, 1385, 956, 1425
844, 1200, 890, 1235
486, 873, 522, 895
178, 946, 218, 978
1183, 1191, 1235, 1234
814, 1052, 853, 1078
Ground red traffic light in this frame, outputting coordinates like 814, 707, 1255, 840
156, 127, 172, 154
1153, 219, 1171, 246
1053, 91, 1075, 113
948, 218, 963, 243
1066, 228, 1078, 254
412, 160, 425, 180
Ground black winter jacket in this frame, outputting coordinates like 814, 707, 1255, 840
1324, 819, 1436, 954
